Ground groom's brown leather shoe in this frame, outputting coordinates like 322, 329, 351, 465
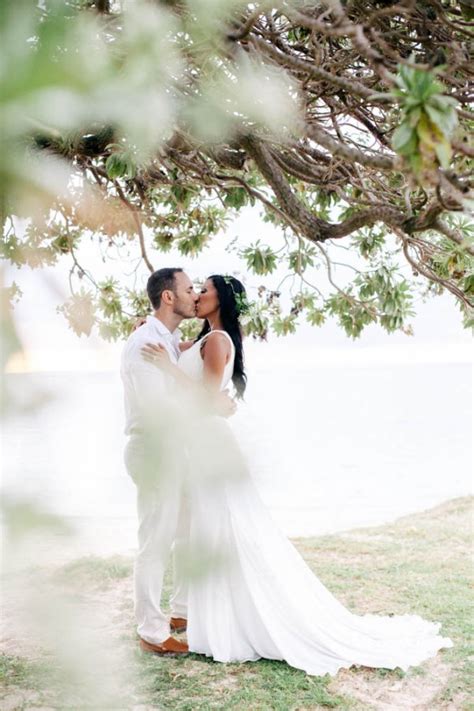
170, 616, 187, 633
139, 636, 189, 656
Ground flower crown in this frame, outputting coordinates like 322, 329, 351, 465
223, 275, 250, 317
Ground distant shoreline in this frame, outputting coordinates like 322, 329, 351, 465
5, 342, 472, 374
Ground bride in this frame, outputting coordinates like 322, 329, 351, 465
141, 274, 452, 677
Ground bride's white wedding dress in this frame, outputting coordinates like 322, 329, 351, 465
177, 331, 453, 676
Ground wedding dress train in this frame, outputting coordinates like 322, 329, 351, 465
177, 331, 453, 676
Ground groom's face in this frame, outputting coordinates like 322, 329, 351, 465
171, 271, 198, 319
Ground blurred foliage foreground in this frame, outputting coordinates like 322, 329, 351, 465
0, 0, 473, 342
0, 497, 471, 709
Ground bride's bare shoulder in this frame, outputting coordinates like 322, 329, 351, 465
200, 331, 232, 360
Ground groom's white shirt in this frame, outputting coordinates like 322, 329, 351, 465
121, 315, 181, 435
121, 314, 189, 642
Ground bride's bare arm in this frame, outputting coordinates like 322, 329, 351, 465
200, 332, 232, 394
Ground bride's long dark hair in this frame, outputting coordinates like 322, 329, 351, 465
196, 274, 247, 399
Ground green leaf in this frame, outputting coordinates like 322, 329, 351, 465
306, 308, 325, 327
153, 232, 175, 252
429, 94, 458, 112
170, 185, 196, 209
241, 243, 278, 275
272, 315, 298, 336
434, 138, 452, 169
463, 273, 474, 295
288, 246, 316, 272
223, 187, 248, 209
177, 232, 209, 257
408, 108, 422, 127
105, 153, 136, 180
409, 153, 423, 174
58, 289, 95, 337
413, 70, 432, 100
392, 121, 417, 155
392, 62, 459, 177
353, 228, 386, 259
424, 104, 457, 137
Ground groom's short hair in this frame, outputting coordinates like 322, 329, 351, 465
147, 268, 183, 308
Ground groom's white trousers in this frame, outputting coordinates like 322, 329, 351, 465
125, 433, 189, 645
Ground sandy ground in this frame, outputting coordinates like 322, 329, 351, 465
2, 496, 470, 711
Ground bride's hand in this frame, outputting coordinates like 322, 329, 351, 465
133, 317, 147, 331
141, 343, 173, 372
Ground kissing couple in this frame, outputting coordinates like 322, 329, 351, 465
121, 267, 452, 676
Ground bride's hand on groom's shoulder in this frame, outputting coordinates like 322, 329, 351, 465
133, 317, 147, 331
141, 343, 173, 372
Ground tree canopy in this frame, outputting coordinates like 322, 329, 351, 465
1, 0, 473, 342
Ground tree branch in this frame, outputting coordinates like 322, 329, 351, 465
241, 135, 405, 242
307, 124, 397, 170
399, 231, 472, 309
250, 35, 384, 102
433, 218, 474, 256
113, 181, 154, 273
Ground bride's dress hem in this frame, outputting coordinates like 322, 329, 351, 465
186, 482, 453, 677
189, 624, 453, 678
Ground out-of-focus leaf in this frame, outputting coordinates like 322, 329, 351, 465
392, 120, 416, 153
58, 288, 95, 336
434, 138, 452, 169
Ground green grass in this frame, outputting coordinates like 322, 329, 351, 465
53, 554, 133, 587
297, 497, 473, 709
0, 654, 45, 690
1, 497, 472, 710
133, 653, 350, 710
0, 654, 66, 710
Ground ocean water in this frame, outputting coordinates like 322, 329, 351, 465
1, 360, 472, 559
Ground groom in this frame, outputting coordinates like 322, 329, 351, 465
121, 267, 235, 655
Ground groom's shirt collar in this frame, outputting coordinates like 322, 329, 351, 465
146, 315, 181, 354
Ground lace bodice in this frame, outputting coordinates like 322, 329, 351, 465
178, 330, 235, 391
